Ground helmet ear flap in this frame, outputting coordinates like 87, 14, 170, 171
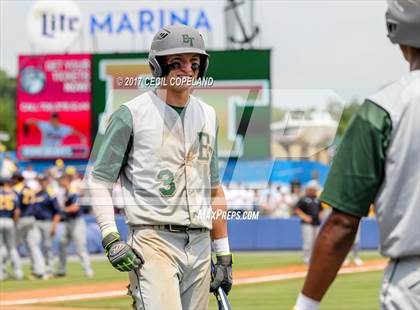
149, 56, 169, 77
198, 55, 209, 78
149, 56, 162, 77
156, 56, 169, 77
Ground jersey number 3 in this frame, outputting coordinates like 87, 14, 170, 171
157, 169, 176, 197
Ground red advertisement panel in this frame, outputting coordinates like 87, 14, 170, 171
17, 54, 91, 159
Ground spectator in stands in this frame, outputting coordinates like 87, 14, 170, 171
274, 185, 290, 218
232, 183, 246, 213
294, 180, 323, 264
0, 155, 17, 179
252, 188, 261, 212
22, 165, 38, 190
225, 183, 245, 214
223, 183, 236, 211
288, 179, 302, 208
242, 185, 256, 212
259, 189, 278, 217
257, 184, 289, 218
258, 191, 274, 216
260, 181, 274, 198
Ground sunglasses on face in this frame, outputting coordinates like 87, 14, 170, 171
167, 62, 200, 72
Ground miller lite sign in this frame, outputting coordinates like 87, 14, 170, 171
27, 0, 82, 51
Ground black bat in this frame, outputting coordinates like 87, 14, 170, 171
211, 260, 232, 310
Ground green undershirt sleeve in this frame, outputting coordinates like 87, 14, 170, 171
92, 106, 133, 184
320, 100, 392, 217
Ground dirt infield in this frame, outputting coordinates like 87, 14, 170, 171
1, 259, 387, 309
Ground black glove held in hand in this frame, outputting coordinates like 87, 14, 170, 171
210, 254, 233, 295
102, 232, 144, 272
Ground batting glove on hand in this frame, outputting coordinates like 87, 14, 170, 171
102, 232, 144, 272
210, 254, 233, 295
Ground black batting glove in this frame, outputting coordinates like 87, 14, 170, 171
102, 232, 144, 272
210, 254, 233, 295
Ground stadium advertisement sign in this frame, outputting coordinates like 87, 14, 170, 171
91, 50, 271, 160
17, 54, 92, 160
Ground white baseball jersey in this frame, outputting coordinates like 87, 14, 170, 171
92, 91, 219, 229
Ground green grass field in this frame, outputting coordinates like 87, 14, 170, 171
1, 251, 384, 309
46, 271, 382, 310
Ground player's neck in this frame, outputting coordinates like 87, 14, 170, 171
156, 88, 190, 107
410, 56, 420, 71
402, 45, 420, 71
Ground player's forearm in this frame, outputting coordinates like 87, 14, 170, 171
65, 203, 80, 213
52, 213, 60, 225
295, 208, 309, 221
210, 185, 228, 240
301, 209, 360, 301
87, 175, 118, 237
13, 209, 20, 222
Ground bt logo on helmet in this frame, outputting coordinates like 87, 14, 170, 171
90, 9, 212, 35
182, 35, 195, 47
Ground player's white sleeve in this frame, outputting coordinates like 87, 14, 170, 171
37, 121, 48, 131
86, 174, 118, 237
60, 124, 73, 136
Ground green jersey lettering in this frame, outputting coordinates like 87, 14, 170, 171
157, 169, 176, 197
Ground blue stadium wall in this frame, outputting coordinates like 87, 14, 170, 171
2, 152, 330, 186
26, 216, 379, 257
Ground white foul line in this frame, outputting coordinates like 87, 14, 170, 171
0, 264, 386, 306
0, 290, 127, 306
235, 264, 386, 285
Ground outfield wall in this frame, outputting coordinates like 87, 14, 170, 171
226, 217, 379, 250
18, 216, 379, 257
83, 216, 379, 253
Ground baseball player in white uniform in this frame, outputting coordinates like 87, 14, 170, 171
88, 24, 232, 309
295, 1, 420, 309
